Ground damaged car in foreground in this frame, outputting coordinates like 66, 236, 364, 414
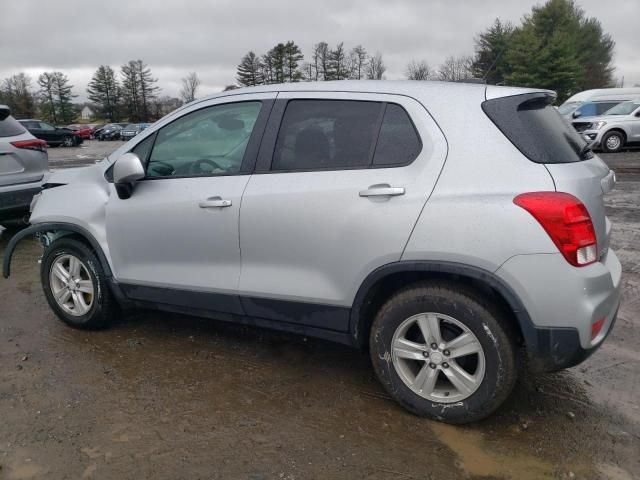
2, 81, 621, 424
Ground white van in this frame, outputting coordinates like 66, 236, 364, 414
558, 88, 640, 119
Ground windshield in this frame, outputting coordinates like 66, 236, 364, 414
604, 101, 640, 115
558, 102, 580, 115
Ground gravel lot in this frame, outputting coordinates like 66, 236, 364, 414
0, 142, 638, 479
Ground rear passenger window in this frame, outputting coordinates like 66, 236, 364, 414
373, 104, 422, 166
272, 100, 383, 171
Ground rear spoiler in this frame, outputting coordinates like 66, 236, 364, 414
0, 105, 10, 121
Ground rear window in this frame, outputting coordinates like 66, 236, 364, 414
0, 115, 26, 138
482, 94, 588, 164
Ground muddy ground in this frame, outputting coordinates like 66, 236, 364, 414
0, 144, 638, 479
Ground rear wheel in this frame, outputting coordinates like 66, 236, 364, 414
601, 131, 625, 153
369, 282, 517, 424
41, 238, 118, 329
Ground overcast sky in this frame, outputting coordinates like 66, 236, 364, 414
1, 0, 638, 101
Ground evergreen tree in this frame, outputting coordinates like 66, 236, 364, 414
328, 42, 349, 80
283, 41, 304, 82
37, 73, 58, 123
52, 72, 75, 124
121, 60, 159, 122
471, 19, 514, 84
501, 0, 614, 101
237, 51, 264, 86
37, 72, 75, 123
87, 65, 120, 121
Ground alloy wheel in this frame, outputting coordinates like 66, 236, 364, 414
49, 254, 95, 316
391, 312, 486, 403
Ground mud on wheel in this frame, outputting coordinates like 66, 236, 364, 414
369, 281, 517, 424
41, 237, 117, 329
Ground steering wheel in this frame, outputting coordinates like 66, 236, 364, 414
191, 158, 225, 175
148, 160, 175, 176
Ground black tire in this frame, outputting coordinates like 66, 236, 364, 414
369, 282, 517, 424
62, 135, 74, 147
41, 237, 118, 330
601, 130, 625, 153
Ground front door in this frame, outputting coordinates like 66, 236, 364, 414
105, 94, 274, 311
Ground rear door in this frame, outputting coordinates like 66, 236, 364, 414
238, 92, 447, 330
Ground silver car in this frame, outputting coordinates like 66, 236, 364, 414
572, 99, 640, 152
2, 82, 621, 423
0, 105, 48, 223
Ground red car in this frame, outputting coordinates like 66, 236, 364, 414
66, 124, 94, 139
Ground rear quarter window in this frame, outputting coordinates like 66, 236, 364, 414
482, 93, 588, 164
0, 115, 27, 137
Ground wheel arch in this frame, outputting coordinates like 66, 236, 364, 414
3, 222, 112, 279
603, 128, 627, 143
350, 261, 536, 352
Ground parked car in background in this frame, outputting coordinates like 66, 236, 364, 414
18, 120, 83, 147
559, 87, 640, 119
66, 124, 93, 140
2, 82, 621, 423
0, 106, 48, 223
120, 123, 146, 140
573, 99, 640, 152
96, 123, 124, 141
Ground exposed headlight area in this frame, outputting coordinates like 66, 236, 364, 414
592, 121, 607, 130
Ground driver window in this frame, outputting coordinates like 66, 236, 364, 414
146, 101, 262, 178
39, 122, 55, 130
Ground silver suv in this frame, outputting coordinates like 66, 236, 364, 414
0, 106, 48, 223
572, 99, 640, 152
2, 82, 621, 423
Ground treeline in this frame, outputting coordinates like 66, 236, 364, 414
236, 42, 385, 86
236, 0, 617, 103
0, 60, 190, 124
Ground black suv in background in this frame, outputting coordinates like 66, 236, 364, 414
18, 120, 83, 147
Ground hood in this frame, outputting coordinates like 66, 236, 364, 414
44, 162, 106, 186
573, 114, 629, 124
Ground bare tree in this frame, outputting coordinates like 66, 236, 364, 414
348, 45, 368, 80
406, 60, 433, 80
312, 42, 330, 80
437, 55, 474, 82
366, 52, 386, 80
180, 72, 201, 103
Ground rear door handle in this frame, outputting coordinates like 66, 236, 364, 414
359, 186, 405, 197
199, 196, 232, 208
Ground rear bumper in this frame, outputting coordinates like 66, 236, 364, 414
496, 250, 622, 372
0, 182, 42, 220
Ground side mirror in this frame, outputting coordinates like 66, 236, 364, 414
635, 110, 640, 118
572, 111, 581, 119
113, 153, 145, 199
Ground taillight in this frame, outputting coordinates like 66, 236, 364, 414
11, 139, 48, 152
591, 317, 605, 340
514, 192, 597, 267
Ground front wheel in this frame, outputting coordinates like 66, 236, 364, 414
62, 135, 74, 147
601, 131, 625, 153
369, 282, 517, 424
41, 238, 118, 329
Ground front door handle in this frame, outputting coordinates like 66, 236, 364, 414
199, 196, 232, 208
359, 185, 405, 197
